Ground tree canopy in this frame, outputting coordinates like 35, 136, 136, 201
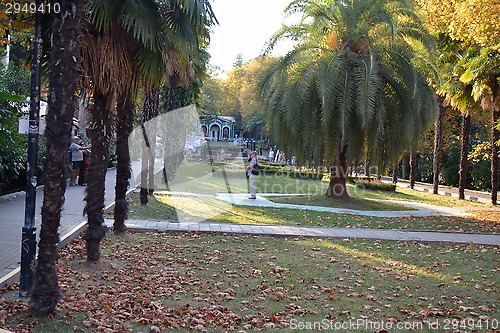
260, 0, 437, 169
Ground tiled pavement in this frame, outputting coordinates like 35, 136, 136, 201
104, 219, 500, 246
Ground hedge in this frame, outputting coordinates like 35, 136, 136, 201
354, 179, 396, 192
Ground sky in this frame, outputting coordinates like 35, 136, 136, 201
207, 0, 296, 75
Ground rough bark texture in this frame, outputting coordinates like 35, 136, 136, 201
29, 0, 82, 316
84, 91, 112, 261
147, 89, 159, 195
140, 88, 159, 203
163, 79, 179, 184
140, 130, 149, 205
113, 92, 134, 234
409, 149, 417, 189
491, 107, 500, 205
459, 113, 471, 200
326, 145, 349, 199
433, 100, 445, 194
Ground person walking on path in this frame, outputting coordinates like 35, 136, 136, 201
247, 151, 259, 199
69, 136, 88, 186
268, 149, 275, 162
77, 148, 90, 186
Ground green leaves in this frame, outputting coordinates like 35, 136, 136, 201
88, 0, 162, 51
259, 0, 436, 168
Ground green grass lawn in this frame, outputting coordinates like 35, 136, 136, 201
123, 163, 500, 233
150, 160, 330, 195
1, 233, 497, 332
151, 161, 495, 211
124, 193, 500, 233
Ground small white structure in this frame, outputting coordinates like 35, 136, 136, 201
200, 115, 236, 141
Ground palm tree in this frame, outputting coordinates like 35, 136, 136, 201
81, 0, 163, 260
457, 46, 500, 204
259, 0, 437, 199
155, 0, 217, 187
29, 0, 84, 316
138, 0, 217, 203
439, 78, 478, 200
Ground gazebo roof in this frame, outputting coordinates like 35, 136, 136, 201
200, 114, 235, 123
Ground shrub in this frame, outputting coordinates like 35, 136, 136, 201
355, 179, 396, 192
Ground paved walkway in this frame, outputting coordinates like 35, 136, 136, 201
152, 190, 470, 218
2, 169, 500, 288
384, 177, 495, 204
214, 193, 468, 217
0, 169, 119, 287
103, 219, 500, 246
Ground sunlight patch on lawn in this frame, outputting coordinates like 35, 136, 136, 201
297, 240, 452, 282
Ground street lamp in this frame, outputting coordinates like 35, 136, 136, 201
19, 0, 43, 297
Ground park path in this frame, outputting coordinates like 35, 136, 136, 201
384, 177, 495, 204
103, 218, 500, 246
213, 193, 468, 217
105, 191, 499, 246
0, 169, 117, 287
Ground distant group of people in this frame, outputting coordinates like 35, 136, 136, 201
268, 146, 296, 166
69, 135, 90, 186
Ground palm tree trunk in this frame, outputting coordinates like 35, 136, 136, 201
84, 91, 113, 261
140, 88, 159, 202
140, 131, 149, 205
113, 91, 134, 234
163, 78, 179, 185
326, 144, 349, 199
433, 99, 445, 194
491, 107, 500, 204
401, 154, 409, 179
392, 162, 399, 185
409, 149, 417, 189
147, 88, 159, 195
30, 0, 83, 316
458, 112, 471, 200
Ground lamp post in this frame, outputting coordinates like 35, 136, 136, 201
19, 0, 43, 297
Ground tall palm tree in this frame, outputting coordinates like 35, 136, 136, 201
158, 0, 217, 185
29, 0, 84, 316
457, 46, 500, 204
137, 0, 217, 204
259, 0, 437, 199
439, 78, 478, 200
81, 0, 163, 260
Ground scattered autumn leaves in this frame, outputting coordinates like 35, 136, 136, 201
0, 233, 498, 333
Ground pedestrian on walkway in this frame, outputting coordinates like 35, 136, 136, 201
78, 148, 90, 186
247, 151, 259, 199
268, 149, 275, 162
69, 136, 89, 186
